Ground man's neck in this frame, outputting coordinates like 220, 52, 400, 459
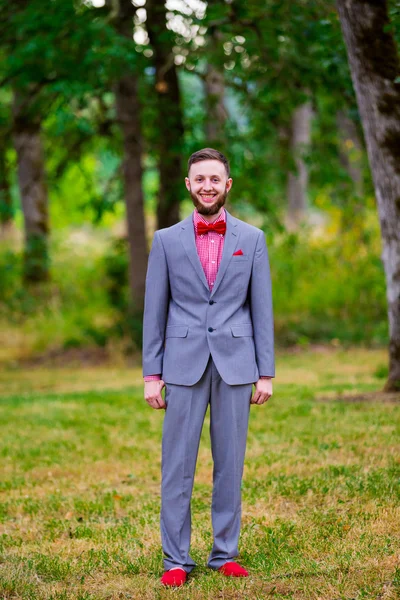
195, 207, 224, 223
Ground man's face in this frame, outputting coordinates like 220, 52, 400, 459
185, 160, 233, 216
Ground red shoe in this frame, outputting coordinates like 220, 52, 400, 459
218, 561, 249, 577
160, 568, 187, 587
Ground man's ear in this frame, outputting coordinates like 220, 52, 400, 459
185, 177, 191, 191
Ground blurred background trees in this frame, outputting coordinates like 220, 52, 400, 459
0, 0, 399, 390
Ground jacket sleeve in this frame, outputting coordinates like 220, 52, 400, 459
142, 231, 170, 378
249, 230, 275, 377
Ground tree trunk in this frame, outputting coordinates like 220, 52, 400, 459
13, 91, 49, 283
286, 101, 312, 229
204, 30, 228, 146
113, 0, 148, 319
336, 0, 400, 391
0, 135, 13, 234
146, 0, 184, 229
337, 109, 364, 198
204, 63, 228, 144
115, 75, 148, 314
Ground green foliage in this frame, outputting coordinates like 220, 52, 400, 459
48, 148, 124, 229
0, 0, 152, 233
270, 211, 387, 345
388, 0, 400, 50
1, 0, 139, 93
0, 235, 114, 354
103, 238, 129, 314
374, 363, 389, 379
0, 208, 387, 358
0, 0, 380, 233
102, 237, 144, 351
23, 233, 50, 284
310, 93, 373, 205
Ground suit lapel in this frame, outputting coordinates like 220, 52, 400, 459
210, 210, 239, 298
179, 208, 240, 296
180, 213, 210, 292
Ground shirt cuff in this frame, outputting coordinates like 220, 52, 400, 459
144, 375, 162, 382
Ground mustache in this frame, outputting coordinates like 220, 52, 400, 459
189, 189, 228, 215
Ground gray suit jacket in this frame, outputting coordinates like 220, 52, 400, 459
142, 209, 275, 385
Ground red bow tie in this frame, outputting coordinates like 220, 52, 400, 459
197, 220, 226, 236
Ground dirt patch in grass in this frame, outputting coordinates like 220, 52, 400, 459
316, 391, 400, 403
18, 346, 113, 368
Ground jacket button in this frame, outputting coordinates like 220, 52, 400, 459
209, 300, 214, 305
208, 327, 214, 332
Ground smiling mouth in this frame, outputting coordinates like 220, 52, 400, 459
200, 193, 217, 201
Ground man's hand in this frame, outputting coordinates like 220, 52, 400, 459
144, 379, 166, 409
251, 377, 273, 405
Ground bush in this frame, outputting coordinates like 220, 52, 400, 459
269, 213, 387, 346
0, 211, 389, 360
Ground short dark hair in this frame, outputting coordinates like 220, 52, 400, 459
188, 148, 230, 178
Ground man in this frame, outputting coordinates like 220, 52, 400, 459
142, 148, 274, 587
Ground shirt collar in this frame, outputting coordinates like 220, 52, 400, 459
193, 207, 226, 236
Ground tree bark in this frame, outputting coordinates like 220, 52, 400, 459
115, 75, 148, 314
113, 0, 148, 317
146, 0, 184, 229
336, 0, 400, 391
204, 30, 228, 146
204, 63, 228, 144
337, 109, 364, 198
0, 135, 13, 234
12, 90, 49, 283
286, 101, 312, 229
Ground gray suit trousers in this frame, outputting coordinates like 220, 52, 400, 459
161, 354, 252, 572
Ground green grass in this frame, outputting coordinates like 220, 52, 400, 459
0, 348, 399, 599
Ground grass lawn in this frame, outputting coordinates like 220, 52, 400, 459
0, 347, 399, 599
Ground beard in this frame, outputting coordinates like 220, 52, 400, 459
189, 189, 229, 216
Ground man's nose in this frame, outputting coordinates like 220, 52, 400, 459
202, 181, 213, 189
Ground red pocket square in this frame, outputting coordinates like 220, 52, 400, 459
233, 249, 244, 256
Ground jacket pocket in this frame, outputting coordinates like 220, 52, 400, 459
230, 323, 254, 337
165, 325, 189, 338
231, 255, 249, 262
